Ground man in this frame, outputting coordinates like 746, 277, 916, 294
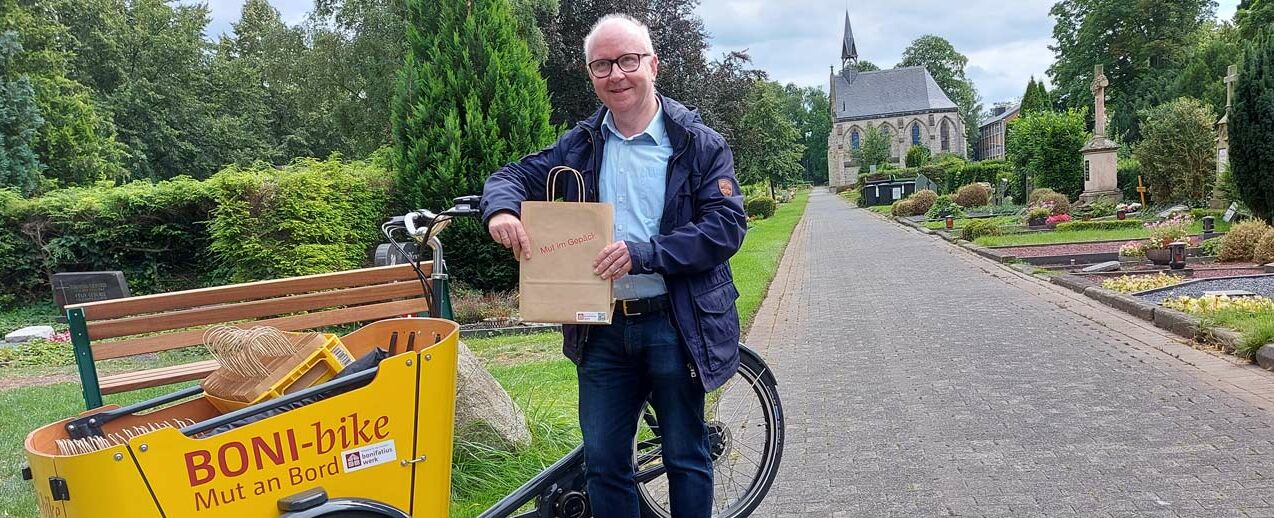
481, 14, 747, 517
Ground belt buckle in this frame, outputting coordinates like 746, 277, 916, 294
621, 299, 642, 317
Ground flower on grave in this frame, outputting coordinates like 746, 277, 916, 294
1116, 202, 1143, 213
1119, 240, 1147, 257
49, 330, 70, 343
1143, 214, 1193, 249
1045, 213, 1072, 225
1162, 294, 1274, 315
1101, 272, 1182, 293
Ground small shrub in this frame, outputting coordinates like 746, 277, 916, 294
952, 183, 991, 208
1254, 229, 1274, 265
1218, 220, 1272, 261
905, 145, 932, 167
1200, 237, 1224, 257
745, 197, 777, 219
1028, 188, 1059, 205
926, 195, 965, 219
909, 190, 938, 214
1037, 192, 1071, 215
1024, 206, 1052, 225
1101, 272, 1184, 293
1055, 220, 1144, 232
960, 219, 1001, 241
891, 199, 916, 217
1087, 201, 1116, 218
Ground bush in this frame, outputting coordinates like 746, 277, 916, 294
1255, 229, 1274, 265
1087, 201, 1117, 218
1134, 97, 1218, 205
1218, 220, 1272, 262
905, 145, 931, 167
952, 183, 991, 207
1035, 192, 1071, 215
208, 156, 394, 283
1054, 220, 1144, 232
1117, 157, 1143, 202
910, 190, 938, 214
926, 195, 965, 219
1200, 237, 1224, 257
891, 199, 916, 217
3, 178, 217, 300
745, 197, 777, 219
1028, 188, 1058, 205
1025, 206, 1052, 224
960, 219, 1001, 241
1006, 109, 1089, 199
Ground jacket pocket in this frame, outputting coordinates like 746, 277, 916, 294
693, 283, 741, 369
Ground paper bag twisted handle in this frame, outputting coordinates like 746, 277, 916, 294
547, 166, 587, 203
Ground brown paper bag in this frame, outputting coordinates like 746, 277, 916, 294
518, 166, 614, 324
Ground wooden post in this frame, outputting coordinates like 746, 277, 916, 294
1136, 176, 1148, 206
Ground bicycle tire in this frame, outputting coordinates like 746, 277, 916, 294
635, 345, 784, 518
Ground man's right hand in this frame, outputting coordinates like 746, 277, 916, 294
488, 212, 532, 260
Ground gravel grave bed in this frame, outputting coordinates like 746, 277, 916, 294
996, 241, 1124, 257
1134, 274, 1274, 303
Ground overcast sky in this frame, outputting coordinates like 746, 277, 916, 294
194, 0, 1240, 106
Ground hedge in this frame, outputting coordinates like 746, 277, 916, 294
0, 154, 396, 304
1053, 220, 1144, 232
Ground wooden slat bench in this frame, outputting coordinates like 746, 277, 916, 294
66, 262, 433, 409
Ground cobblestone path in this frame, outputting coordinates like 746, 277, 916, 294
743, 190, 1274, 517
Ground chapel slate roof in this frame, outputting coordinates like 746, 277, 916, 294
831, 66, 959, 121
978, 104, 1020, 128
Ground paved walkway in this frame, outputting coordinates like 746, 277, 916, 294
744, 190, 1274, 517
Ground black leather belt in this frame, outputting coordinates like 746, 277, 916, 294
615, 296, 670, 316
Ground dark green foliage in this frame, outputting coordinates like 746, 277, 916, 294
1054, 219, 1142, 231
856, 60, 880, 72
779, 84, 830, 185
857, 126, 891, 170
960, 218, 1001, 241
1048, 0, 1215, 142
0, 177, 217, 300
0, 32, 43, 196
898, 35, 981, 154
1169, 22, 1242, 120
947, 160, 1011, 194
905, 145, 931, 167
1117, 157, 1143, 201
1133, 97, 1218, 205
0, 189, 40, 302
207, 155, 392, 283
1006, 109, 1089, 199
926, 195, 965, 219
1020, 76, 1052, 115
393, 0, 556, 292
745, 197, 777, 219
1200, 236, 1224, 256
1231, 30, 1274, 221
1236, 0, 1274, 40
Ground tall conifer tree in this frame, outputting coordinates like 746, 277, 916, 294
393, 0, 557, 291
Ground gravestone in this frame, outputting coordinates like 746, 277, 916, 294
1082, 261, 1122, 273
1223, 202, 1238, 222
4, 325, 54, 344
1079, 65, 1122, 205
50, 271, 130, 311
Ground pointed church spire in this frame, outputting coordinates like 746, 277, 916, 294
841, 12, 858, 67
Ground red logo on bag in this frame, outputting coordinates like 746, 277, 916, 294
718, 179, 734, 197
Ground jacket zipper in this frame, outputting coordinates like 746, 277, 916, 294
664, 133, 695, 363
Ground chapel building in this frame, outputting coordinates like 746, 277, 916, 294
827, 13, 966, 188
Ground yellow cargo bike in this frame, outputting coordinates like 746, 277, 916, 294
23, 196, 784, 517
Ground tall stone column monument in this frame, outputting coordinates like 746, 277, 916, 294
1211, 64, 1238, 208
1079, 65, 1122, 204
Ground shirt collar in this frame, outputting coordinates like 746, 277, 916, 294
602, 101, 666, 146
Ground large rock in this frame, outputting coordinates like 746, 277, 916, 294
453, 340, 531, 450
5, 325, 54, 344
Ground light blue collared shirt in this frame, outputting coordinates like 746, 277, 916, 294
600, 104, 672, 300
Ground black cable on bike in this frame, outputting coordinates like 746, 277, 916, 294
382, 223, 433, 309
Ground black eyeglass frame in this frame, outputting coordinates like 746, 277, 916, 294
587, 53, 653, 78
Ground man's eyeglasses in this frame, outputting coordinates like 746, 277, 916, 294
587, 53, 652, 78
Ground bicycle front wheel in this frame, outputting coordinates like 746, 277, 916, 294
634, 344, 784, 517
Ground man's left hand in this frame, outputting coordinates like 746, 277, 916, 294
594, 241, 632, 280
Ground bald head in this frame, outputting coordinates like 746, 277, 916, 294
583, 14, 655, 62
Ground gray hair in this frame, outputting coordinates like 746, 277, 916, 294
583, 14, 655, 62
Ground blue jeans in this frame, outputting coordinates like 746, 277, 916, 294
578, 310, 713, 518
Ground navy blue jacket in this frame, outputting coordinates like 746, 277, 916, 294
480, 95, 748, 391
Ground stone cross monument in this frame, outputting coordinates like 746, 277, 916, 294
1079, 64, 1122, 204
1211, 64, 1239, 208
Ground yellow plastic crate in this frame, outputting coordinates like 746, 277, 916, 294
202, 331, 356, 413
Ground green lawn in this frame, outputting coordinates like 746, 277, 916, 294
1204, 311, 1274, 358
975, 220, 1231, 247
731, 189, 809, 329
0, 191, 810, 517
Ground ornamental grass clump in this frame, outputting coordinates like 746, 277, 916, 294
1101, 273, 1183, 293
1254, 228, 1274, 265
1218, 220, 1271, 262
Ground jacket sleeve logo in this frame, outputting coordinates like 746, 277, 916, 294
718, 178, 734, 197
